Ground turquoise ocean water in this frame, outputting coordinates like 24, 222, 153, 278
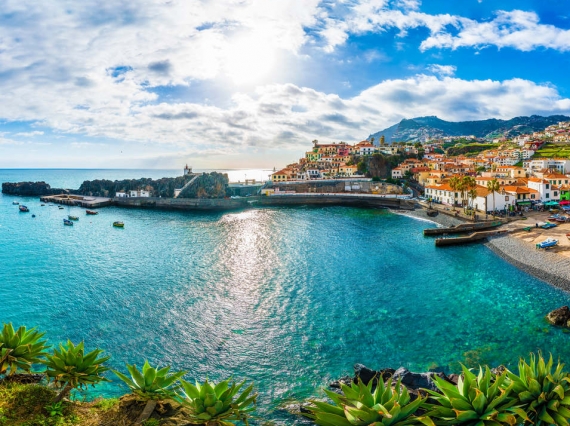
1, 169, 570, 424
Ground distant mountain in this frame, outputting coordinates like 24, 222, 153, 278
367, 115, 570, 144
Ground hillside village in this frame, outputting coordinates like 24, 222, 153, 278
271, 120, 570, 214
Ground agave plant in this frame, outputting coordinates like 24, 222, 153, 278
424, 365, 527, 426
113, 361, 185, 400
506, 353, 570, 426
0, 323, 49, 376
43, 340, 110, 402
177, 378, 257, 425
306, 377, 430, 426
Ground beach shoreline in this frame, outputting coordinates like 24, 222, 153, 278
401, 205, 570, 293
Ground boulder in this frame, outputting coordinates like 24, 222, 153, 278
546, 306, 570, 327
391, 367, 447, 392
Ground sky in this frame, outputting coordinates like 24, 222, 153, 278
1, 0, 570, 169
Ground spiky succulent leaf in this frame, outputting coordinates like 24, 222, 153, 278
112, 361, 184, 401
306, 378, 427, 426
43, 340, 110, 391
424, 365, 523, 426
505, 352, 570, 426
0, 323, 49, 375
177, 378, 257, 425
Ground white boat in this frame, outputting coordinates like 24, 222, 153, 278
536, 238, 558, 249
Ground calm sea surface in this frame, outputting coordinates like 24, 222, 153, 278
1, 169, 569, 424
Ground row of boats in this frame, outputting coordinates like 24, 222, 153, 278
14, 201, 123, 228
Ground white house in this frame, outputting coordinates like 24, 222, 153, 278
115, 191, 127, 197
527, 178, 559, 201
129, 190, 151, 197
424, 183, 461, 206
473, 186, 514, 213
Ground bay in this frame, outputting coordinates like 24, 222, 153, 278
1, 169, 569, 424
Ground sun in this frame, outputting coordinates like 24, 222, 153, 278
224, 35, 276, 85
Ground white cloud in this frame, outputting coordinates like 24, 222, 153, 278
427, 64, 457, 77
15, 131, 44, 137
318, 5, 570, 52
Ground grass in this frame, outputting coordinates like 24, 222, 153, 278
533, 143, 570, 158
0, 382, 123, 426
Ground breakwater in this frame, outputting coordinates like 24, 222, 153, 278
114, 196, 249, 211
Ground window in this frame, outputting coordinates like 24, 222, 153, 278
546, 194, 550, 198
505, 196, 509, 201
546, 184, 549, 189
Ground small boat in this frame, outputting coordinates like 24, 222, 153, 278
536, 238, 558, 249
19, 205, 29, 212
68, 215, 79, 221
58, 206, 64, 210
566, 233, 570, 240
41, 204, 45, 206
63, 219, 73, 226
86, 210, 98, 215
541, 222, 557, 229
113, 221, 124, 228
12, 201, 19, 205
32, 214, 36, 218
426, 209, 438, 217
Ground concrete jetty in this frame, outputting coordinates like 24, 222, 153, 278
435, 229, 509, 246
39, 194, 112, 208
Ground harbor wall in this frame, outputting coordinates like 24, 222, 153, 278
113, 197, 248, 211
252, 194, 415, 210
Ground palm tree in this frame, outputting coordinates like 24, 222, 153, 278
448, 176, 461, 209
468, 188, 478, 219
487, 178, 500, 218
462, 176, 476, 209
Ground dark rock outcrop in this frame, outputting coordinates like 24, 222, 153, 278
546, 306, 570, 327
1, 181, 67, 196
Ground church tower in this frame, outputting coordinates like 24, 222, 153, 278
184, 164, 192, 175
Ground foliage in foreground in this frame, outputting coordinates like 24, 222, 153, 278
178, 378, 257, 425
307, 377, 429, 426
506, 353, 570, 426
424, 365, 527, 426
0, 323, 49, 376
113, 361, 185, 401
44, 340, 111, 402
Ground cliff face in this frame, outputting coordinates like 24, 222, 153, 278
1, 181, 67, 196
178, 172, 229, 199
77, 176, 192, 198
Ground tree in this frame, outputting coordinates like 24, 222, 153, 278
448, 176, 461, 209
487, 178, 501, 217
461, 176, 476, 208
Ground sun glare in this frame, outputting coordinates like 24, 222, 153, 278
225, 35, 276, 85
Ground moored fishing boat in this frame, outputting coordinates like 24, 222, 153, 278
86, 210, 98, 215
113, 221, 124, 228
536, 238, 558, 249
12, 201, 19, 205
19, 205, 29, 212
68, 215, 79, 221
63, 219, 73, 226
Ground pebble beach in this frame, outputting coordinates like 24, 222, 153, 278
400, 206, 570, 292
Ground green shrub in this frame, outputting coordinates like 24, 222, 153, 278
424, 365, 527, 425
177, 378, 256, 425
306, 377, 428, 426
113, 361, 185, 401
506, 353, 570, 426
43, 340, 110, 402
0, 323, 49, 375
